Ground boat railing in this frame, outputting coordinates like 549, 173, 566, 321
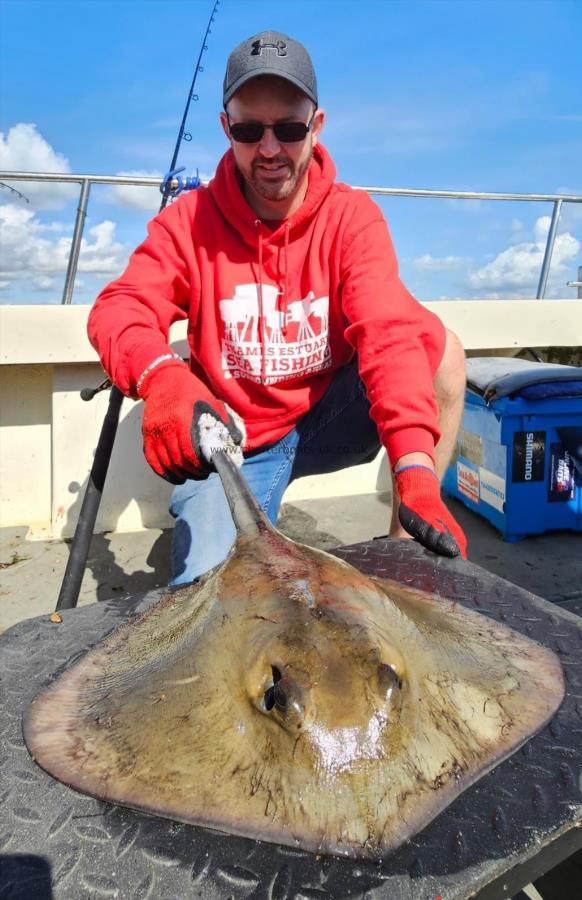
1, 170, 582, 304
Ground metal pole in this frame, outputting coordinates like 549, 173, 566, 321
566, 265, 582, 299
56, 385, 124, 610
61, 179, 91, 305
536, 199, 563, 299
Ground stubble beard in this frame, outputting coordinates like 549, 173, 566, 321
248, 147, 313, 202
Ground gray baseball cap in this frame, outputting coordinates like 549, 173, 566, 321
223, 31, 318, 107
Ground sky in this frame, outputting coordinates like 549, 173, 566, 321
0, 0, 581, 304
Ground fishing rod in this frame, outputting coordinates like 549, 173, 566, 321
160, 3, 220, 209
0, 181, 30, 203
56, 0, 221, 611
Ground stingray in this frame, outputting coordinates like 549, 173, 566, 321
24, 452, 565, 859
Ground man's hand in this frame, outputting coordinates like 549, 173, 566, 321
395, 465, 467, 558
140, 364, 245, 484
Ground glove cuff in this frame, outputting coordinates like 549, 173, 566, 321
393, 463, 437, 478
137, 355, 188, 398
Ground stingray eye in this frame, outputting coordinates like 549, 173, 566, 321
262, 668, 305, 729
378, 663, 403, 698
273, 682, 288, 711
263, 666, 282, 712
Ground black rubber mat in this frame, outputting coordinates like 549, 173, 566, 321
1, 540, 581, 899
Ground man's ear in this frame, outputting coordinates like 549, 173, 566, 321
219, 111, 231, 143
311, 108, 325, 146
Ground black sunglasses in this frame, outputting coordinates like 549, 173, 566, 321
226, 110, 316, 144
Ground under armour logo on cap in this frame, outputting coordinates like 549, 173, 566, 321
251, 39, 288, 57
223, 30, 318, 107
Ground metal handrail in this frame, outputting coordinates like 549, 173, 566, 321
1, 170, 581, 305
4, 169, 582, 200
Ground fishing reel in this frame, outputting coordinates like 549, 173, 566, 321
160, 166, 201, 200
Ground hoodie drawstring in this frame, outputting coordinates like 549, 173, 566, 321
256, 224, 268, 383
252, 219, 291, 382
281, 223, 290, 338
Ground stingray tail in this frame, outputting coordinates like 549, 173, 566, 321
212, 450, 270, 537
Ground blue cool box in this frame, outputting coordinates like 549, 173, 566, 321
442, 358, 582, 541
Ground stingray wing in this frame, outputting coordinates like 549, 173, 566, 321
361, 576, 565, 850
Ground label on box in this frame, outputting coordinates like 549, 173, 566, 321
512, 431, 546, 483
479, 467, 506, 513
457, 460, 480, 503
458, 429, 483, 466
548, 443, 576, 502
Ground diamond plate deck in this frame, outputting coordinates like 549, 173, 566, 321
1, 540, 581, 900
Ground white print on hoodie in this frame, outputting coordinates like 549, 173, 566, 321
220, 283, 331, 384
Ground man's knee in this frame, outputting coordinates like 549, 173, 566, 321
435, 328, 466, 406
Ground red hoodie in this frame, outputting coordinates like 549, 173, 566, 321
88, 144, 445, 464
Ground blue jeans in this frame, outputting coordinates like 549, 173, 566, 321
169, 362, 381, 586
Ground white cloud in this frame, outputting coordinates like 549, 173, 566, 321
413, 253, 467, 272
0, 204, 129, 291
33, 275, 54, 290
533, 217, 551, 244
467, 216, 580, 296
510, 218, 524, 235
556, 189, 582, 231
0, 123, 77, 209
109, 170, 163, 212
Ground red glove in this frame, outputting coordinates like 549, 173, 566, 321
395, 465, 467, 559
140, 363, 245, 484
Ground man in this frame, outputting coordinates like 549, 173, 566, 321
88, 30, 467, 586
